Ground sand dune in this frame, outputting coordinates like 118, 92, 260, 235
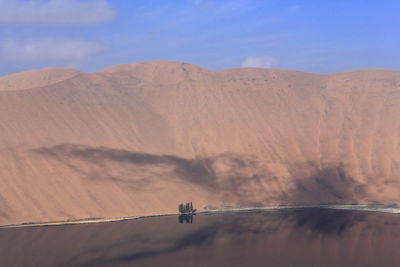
0, 67, 80, 91
0, 61, 399, 225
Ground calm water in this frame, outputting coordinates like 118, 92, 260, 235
1, 209, 400, 267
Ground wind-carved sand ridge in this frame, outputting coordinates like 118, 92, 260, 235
0, 61, 399, 225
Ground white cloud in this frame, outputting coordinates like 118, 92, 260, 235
241, 56, 276, 68
0, 0, 116, 25
0, 38, 105, 62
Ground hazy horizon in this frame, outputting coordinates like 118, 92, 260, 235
1, 0, 399, 76
2, 59, 400, 78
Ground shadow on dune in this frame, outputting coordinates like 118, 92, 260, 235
288, 164, 366, 204
32, 144, 367, 205
33, 144, 218, 189
0, 194, 9, 219
0, 209, 8, 219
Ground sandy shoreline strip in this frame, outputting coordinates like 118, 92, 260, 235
0, 214, 174, 229
1, 205, 399, 229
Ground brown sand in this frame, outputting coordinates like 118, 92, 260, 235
0, 61, 399, 225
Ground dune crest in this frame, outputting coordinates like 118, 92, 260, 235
0, 67, 80, 91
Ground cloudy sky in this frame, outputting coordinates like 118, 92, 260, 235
0, 0, 399, 75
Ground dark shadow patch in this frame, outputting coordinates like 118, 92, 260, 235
0, 194, 10, 219
85, 175, 152, 190
33, 144, 219, 190
32, 144, 368, 206
288, 164, 365, 204
32, 144, 272, 203
0, 209, 8, 219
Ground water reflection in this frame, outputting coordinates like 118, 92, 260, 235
178, 214, 194, 224
0, 209, 399, 267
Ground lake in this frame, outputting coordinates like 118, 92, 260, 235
0, 209, 399, 267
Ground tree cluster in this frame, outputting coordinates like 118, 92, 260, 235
178, 202, 194, 213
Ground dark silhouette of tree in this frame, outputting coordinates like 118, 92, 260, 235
179, 202, 195, 214
179, 204, 187, 213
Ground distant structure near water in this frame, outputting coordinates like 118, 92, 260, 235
178, 202, 197, 214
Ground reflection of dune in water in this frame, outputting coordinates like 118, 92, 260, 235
0, 209, 399, 267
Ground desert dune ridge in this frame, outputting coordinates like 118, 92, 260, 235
0, 60, 399, 225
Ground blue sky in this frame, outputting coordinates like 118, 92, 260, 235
0, 0, 399, 75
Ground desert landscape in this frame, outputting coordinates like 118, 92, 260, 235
0, 60, 399, 226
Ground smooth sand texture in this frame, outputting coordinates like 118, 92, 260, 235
0, 67, 80, 91
0, 61, 399, 225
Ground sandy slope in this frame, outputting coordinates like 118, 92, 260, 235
0, 61, 399, 225
0, 68, 80, 91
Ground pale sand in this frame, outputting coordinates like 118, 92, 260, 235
0, 61, 399, 225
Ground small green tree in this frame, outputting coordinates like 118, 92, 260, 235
189, 202, 193, 212
179, 204, 185, 213
185, 203, 190, 212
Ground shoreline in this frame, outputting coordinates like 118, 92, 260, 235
0, 214, 175, 229
1, 204, 399, 229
